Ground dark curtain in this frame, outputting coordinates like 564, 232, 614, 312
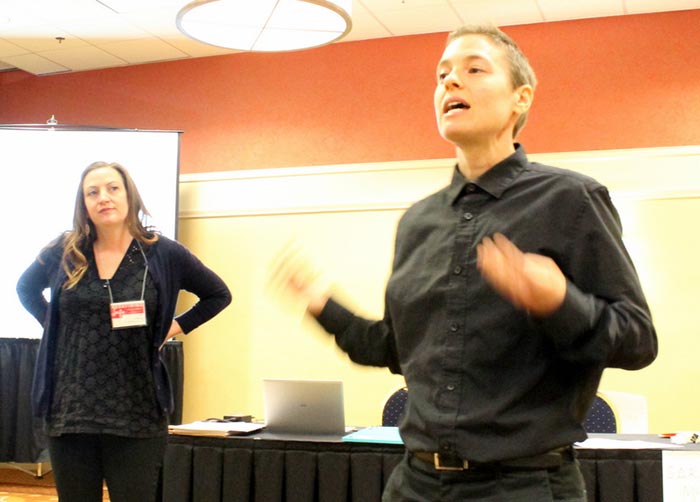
0, 338, 183, 463
0, 338, 46, 462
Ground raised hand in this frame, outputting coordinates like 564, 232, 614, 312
269, 241, 330, 316
476, 233, 566, 317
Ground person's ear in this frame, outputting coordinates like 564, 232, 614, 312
514, 84, 533, 113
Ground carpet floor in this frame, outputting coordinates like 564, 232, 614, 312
0, 469, 58, 502
0, 467, 109, 501
0, 490, 59, 502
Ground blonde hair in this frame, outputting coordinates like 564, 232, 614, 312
61, 161, 157, 289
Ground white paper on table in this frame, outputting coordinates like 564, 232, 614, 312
575, 438, 683, 449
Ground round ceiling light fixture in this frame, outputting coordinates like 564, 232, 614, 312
176, 0, 352, 52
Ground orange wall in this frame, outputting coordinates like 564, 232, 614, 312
1, 10, 699, 174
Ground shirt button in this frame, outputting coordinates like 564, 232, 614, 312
446, 384, 456, 391
466, 184, 476, 193
453, 265, 462, 275
463, 212, 473, 220
449, 323, 459, 332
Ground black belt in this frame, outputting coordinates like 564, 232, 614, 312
411, 446, 573, 472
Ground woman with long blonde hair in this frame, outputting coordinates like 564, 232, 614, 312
17, 161, 232, 502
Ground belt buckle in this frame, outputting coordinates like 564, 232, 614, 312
433, 453, 469, 471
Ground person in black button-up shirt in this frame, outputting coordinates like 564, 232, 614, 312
273, 24, 657, 501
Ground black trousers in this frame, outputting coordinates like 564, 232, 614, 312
382, 452, 587, 502
48, 433, 167, 502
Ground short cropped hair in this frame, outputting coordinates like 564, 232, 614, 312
446, 25, 537, 138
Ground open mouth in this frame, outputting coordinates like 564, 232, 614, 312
444, 100, 470, 114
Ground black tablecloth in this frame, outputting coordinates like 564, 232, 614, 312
164, 433, 403, 502
163, 433, 698, 502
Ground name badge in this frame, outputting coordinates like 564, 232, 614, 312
110, 300, 148, 329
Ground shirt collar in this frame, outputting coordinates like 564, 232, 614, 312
447, 144, 529, 205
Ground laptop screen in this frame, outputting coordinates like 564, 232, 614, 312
263, 379, 345, 435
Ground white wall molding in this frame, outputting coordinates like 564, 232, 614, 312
178, 145, 700, 219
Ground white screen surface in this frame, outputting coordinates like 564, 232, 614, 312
1, 127, 181, 338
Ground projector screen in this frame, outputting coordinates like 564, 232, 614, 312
1, 126, 181, 338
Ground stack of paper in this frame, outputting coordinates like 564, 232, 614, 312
168, 421, 265, 437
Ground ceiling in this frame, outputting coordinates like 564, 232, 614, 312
0, 0, 698, 76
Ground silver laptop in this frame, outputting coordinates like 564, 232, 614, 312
263, 378, 345, 435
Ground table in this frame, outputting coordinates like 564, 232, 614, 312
163, 432, 402, 502
163, 432, 699, 502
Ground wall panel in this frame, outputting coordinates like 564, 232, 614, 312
176, 146, 700, 431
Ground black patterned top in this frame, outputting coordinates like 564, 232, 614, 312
47, 240, 167, 438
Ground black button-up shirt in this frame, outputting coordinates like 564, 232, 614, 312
316, 145, 657, 462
